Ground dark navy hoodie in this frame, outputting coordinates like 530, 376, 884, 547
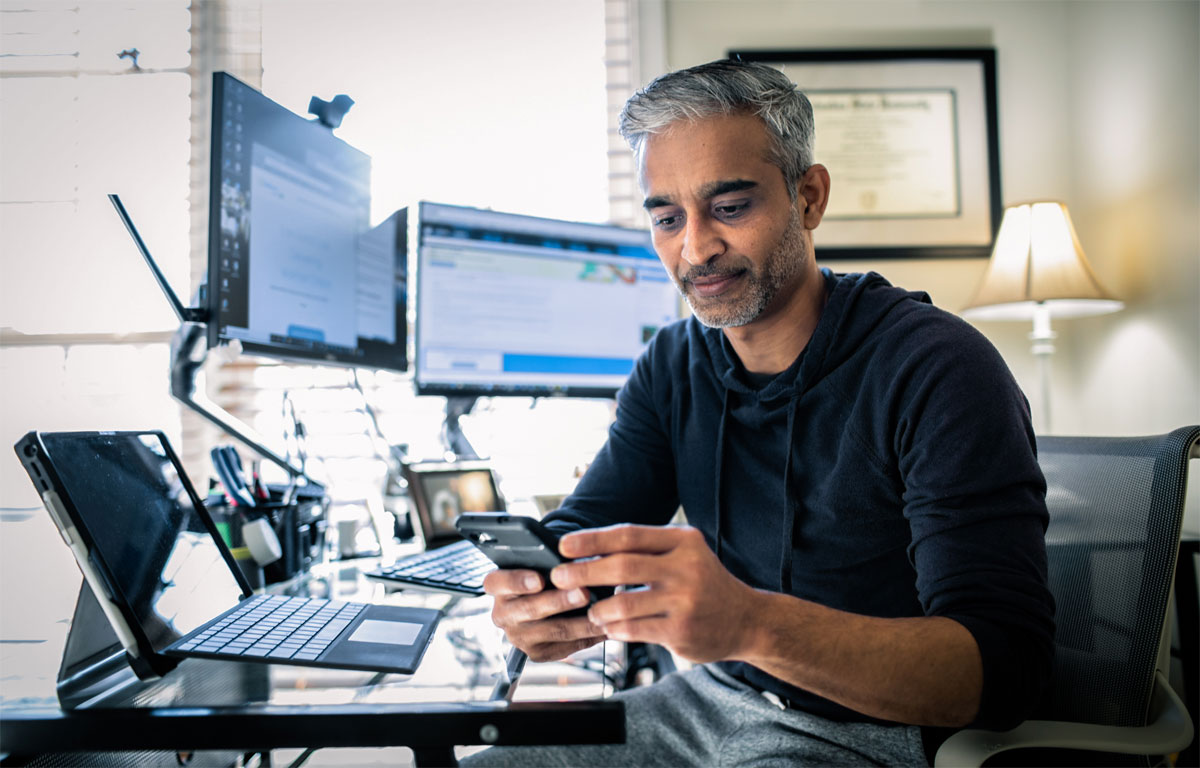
545, 269, 1055, 730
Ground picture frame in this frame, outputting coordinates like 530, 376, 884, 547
728, 48, 1002, 260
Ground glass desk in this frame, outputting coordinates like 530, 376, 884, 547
0, 558, 624, 767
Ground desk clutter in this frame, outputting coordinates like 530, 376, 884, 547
8, 428, 626, 767
3, 73, 653, 761
206, 443, 327, 588
0, 70, 680, 766
76, 71, 669, 691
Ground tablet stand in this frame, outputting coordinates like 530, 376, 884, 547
55, 581, 143, 709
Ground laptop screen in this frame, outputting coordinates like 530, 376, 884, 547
41, 432, 246, 653
404, 462, 505, 547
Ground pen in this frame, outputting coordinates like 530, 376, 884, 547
211, 445, 257, 508
251, 459, 269, 501
225, 446, 259, 508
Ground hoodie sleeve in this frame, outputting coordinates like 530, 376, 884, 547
893, 316, 1056, 731
542, 329, 681, 535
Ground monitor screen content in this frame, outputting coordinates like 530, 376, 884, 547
207, 72, 408, 372
414, 201, 679, 397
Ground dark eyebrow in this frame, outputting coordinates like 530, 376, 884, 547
700, 179, 758, 199
643, 179, 758, 210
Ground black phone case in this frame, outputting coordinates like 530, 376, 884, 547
455, 513, 566, 573
455, 513, 613, 615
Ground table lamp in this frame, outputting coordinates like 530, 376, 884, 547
961, 201, 1123, 433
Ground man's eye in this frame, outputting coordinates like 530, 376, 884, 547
715, 203, 748, 218
653, 214, 681, 229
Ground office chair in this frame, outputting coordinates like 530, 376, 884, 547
936, 425, 1199, 767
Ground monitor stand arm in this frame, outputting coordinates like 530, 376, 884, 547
106, 193, 321, 490
441, 396, 480, 460
171, 321, 322, 490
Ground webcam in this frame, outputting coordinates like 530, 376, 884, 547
308, 93, 354, 130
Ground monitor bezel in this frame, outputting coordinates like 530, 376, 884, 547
411, 200, 671, 400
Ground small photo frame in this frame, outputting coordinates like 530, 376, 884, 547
728, 48, 1002, 259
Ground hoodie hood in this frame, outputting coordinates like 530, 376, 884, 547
704, 269, 932, 401
700, 270, 932, 592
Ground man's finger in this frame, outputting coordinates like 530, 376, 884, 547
502, 611, 605, 646
550, 552, 664, 590
482, 568, 545, 596
494, 587, 593, 625
559, 523, 687, 558
587, 586, 667, 625
596, 616, 671, 646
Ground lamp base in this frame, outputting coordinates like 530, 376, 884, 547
1029, 303, 1055, 434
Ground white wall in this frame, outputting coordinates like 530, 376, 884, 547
644, 0, 1200, 527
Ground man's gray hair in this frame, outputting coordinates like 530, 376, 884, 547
618, 59, 815, 198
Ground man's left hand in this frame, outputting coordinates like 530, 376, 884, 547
550, 524, 759, 663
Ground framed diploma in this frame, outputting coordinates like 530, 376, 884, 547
727, 48, 1001, 259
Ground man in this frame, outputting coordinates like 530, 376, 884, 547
467, 59, 1054, 766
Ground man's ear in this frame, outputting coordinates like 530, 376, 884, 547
798, 164, 831, 229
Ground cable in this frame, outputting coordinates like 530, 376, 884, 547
281, 390, 308, 474
351, 369, 402, 464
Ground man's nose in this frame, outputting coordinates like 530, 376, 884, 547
680, 215, 724, 266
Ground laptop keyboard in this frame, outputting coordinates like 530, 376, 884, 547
367, 539, 496, 595
175, 594, 367, 661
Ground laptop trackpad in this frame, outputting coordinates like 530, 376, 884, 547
318, 605, 441, 674
349, 619, 423, 645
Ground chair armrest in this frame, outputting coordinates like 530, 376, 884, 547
934, 673, 1194, 767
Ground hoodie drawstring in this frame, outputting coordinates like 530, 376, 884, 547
712, 389, 731, 564
779, 396, 799, 594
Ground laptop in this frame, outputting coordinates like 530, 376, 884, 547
366, 460, 502, 595
14, 430, 441, 680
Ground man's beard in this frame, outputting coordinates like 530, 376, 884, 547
672, 207, 807, 329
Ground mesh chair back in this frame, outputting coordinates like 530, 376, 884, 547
1036, 426, 1198, 728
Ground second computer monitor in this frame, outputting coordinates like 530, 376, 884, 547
413, 202, 679, 398
207, 72, 409, 373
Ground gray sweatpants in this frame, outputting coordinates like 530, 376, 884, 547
460, 663, 929, 767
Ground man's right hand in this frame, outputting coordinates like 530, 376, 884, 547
482, 568, 607, 662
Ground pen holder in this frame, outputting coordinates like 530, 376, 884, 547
259, 492, 327, 584
205, 498, 265, 590
205, 489, 327, 586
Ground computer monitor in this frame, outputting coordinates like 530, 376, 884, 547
207, 72, 408, 373
413, 201, 679, 398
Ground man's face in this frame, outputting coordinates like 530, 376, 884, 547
639, 112, 810, 329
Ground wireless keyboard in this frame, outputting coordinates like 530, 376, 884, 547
366, 539, 495, 596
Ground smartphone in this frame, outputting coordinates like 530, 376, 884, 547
455, 512, 613, 612
455, 512, 569, 572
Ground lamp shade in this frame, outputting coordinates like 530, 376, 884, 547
962, 201, 1123, 321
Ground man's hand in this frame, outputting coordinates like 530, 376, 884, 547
481, 568, 606, 662
551, 524, 761, 663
